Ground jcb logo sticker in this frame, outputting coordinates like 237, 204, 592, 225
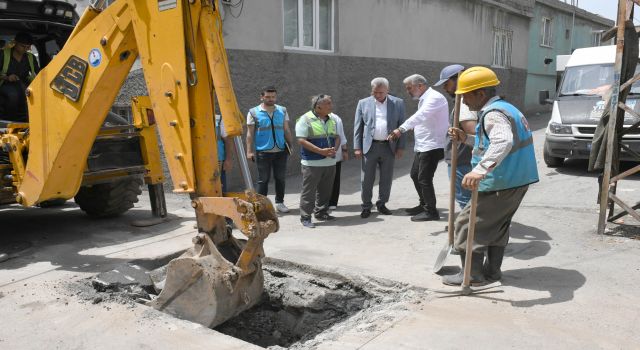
50, 55, 87, 102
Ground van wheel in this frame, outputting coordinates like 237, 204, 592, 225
543, 148, 564, 167
74, 177, 143, 218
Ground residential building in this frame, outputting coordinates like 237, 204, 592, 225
524, 0, 613, 113
220, 0, 532, 176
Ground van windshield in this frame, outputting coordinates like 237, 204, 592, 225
560, 63, 640, 97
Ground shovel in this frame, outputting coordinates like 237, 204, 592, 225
433, 93, 462, 273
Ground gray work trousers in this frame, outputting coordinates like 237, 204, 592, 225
454, 185, 529, 253
361, 141, 395, 210
300, 164, 336, 219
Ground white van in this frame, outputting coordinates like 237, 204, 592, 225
543, 45, 640, 167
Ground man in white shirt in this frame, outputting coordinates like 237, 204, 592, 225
389, 74, 449, 221
328, 113, 349, 210
434, 64, 478, 210
354, 77, 406, 218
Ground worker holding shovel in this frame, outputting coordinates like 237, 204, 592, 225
443, 67, 539, 286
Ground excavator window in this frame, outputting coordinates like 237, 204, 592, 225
0, 0, 77, 122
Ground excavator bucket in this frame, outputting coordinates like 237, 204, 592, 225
148, 191, 279, 327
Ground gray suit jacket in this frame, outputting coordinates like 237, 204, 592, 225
354, 95, 406, 154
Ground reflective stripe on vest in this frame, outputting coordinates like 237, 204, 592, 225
215, 117, 225, 161
297, 111, 337, 161
471, 99, 539, 192
251, 105, 286, 151
0, 48, 35, 87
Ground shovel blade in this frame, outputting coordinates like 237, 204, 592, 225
433, 242, 452, 273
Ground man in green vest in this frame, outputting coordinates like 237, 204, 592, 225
0, 32, 39, 122
295, 94, 341, 228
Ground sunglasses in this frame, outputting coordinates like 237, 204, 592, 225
313, 94, 329, 109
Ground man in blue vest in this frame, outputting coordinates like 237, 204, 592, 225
443, 67, 539, 286
246, 86, 295, 213
295, 94, 341, 228
0, 32, 39, 122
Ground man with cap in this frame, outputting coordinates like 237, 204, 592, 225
434, 64, 477, 209
388, 74, 449, 221
0, 32, 39, 122
443, 66, 539, 286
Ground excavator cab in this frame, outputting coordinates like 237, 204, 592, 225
0, 1, 77, 122
0, 0, 165, 216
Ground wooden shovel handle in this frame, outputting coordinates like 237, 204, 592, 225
447, 93, 462, 245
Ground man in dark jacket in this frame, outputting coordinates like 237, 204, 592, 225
0, 32, 40, 122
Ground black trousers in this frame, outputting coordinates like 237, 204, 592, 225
0, 82, 28, 122
329, 161, 342, 206
410, 148, 444, 212
256, 151, 288, 203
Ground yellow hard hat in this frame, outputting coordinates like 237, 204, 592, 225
455, 66, 500, 94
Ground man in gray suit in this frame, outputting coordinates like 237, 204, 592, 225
354, 77, 406, 218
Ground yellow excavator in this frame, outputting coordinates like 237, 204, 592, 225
0, 0, 278, 327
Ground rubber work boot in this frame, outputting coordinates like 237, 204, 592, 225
442, 252, 487, 286
483, 246, 505, 282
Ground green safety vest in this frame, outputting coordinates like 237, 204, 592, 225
297, 111, 337, 160
0, 47, 36, 86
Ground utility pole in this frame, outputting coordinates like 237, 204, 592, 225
569, 0, 577, 53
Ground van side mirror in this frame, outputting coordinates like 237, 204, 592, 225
538, 90, 553, 105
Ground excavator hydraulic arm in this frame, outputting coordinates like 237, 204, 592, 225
19, 0, 278, 327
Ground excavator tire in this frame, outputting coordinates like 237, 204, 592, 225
74, 177, 143, 218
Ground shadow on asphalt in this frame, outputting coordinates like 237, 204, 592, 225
456, 267, 586, 306
314, 214, 384, 227
0, 203, 192, 282
604, 224, 640, 240
500, 266, 586, 307
506, 222, 552, 261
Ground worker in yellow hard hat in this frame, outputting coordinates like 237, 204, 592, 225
443, 66, 539, 286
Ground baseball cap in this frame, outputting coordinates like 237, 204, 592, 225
434, 64, 465, 87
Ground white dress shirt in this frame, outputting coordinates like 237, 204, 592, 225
373, 98, 388, 141
399, 87, 449, 152
332, 113, 348, 162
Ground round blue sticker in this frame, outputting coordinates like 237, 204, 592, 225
88, 48, 102, 67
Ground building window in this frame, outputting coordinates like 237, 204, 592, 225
541, 17, 552, 47
283, 0, 333, 51
492, 27, 512, 69
592, 31, 602, 46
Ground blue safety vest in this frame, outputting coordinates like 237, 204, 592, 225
472, 99, 539, 192
215, 116, 225, 161
250, 105, 286, 151
297, 111, 337, 160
